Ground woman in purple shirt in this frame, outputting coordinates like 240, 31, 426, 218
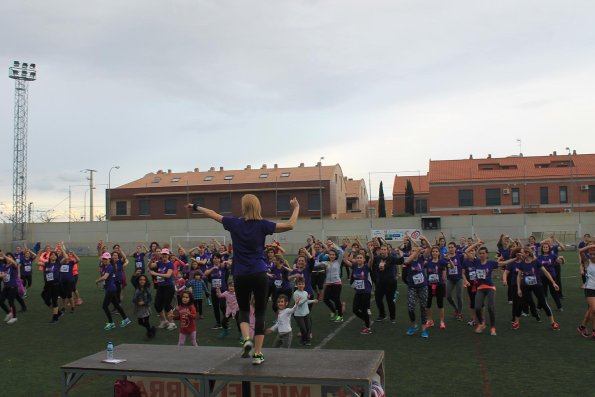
188, 194, 299, 365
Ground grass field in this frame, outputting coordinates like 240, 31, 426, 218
1, 254, 592, 397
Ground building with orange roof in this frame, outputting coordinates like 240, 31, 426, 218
344, 178, 368, 214
108, 162, 368, 220
392, 174, 430, 215
391, 151, 595, 217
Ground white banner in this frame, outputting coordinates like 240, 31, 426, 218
371, 229, 421, 241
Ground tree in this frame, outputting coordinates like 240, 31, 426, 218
378, 181, 387, 218
405, 179, 415, 215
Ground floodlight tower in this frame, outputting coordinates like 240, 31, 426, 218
8, 61, 37, 242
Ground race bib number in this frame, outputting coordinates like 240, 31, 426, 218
16, 258, 21, 264
135, 262, 143, 269
60, 265, 69, 273
468, 271, 476, 281
156, 276, 164, 283
3, 273, 9, 282
525, 275, 537, 286
212, 279, 222, 288
428, 274, 439, 283
24, 265, 32, 272
352, 279, 365, 290
448, 267, 458, 275
46, 272, 54, 282
476, 269, 486, 280
274, 280, 283, 288
412, 273, 425, 285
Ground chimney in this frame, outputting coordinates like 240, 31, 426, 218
219, 166, 224, 171
261, 164, 267, 169
209, 167, 215, 171
245, 165, 251, 170
299, 162, 304, 167
157, 169, 163, 174
194, 168, 199, 172
487, 154, 491, 159
469, 155, 473, 160
167, 169, 172, 173
573, 150, 577, 155
552, 151, 557, 156
316, 161, 322, 166
273, 164, 278, 169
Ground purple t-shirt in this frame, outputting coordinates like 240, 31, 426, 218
222, 216, 276, 276
209, 266, 228, 292
425, 259, 447, 284
537, 254, 557, 278
271, 266, 291, 290
351, 264, 372, 294
445, 254, 464, 281
156, 261, 175, 286
44, 261, 61, 284
506, 260, 522, 286
1, 263, 18, 288
289, 268, 313, 295
133, 252, 146, 273
103, 264, 117, 292
20, 258, 34, 275
519, 260, 543, 287
59, 261, 75, 283
405, 258, 427, 288
474, 260, 499, 288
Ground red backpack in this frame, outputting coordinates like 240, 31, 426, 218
114, 379, 141, 397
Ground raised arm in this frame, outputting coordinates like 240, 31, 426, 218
275, 198, 300, 232
188, 203, 224, 223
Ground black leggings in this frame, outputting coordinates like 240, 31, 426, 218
102, 291, 126, 323
42, 282, 60, 308
466, 285, 477, 309
522, 285, 552, 317
353, 292, 371, 328
311, 272, 326, 296
21, 275, 32, 289
323, 284, 343, 316
426, 283, 445, 309
375, 281, 396, 319
554, 264, 563, 297
154, 285, 175, 313
193, 299, 203, 316
223, 313, 241, 332
0, 286, 17, 318
138, 316, 151, 332
235, 272, 269, 336
541, 276, 562, 309
212, 293, 227, 325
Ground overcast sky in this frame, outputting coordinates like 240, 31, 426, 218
1, 0, 594, 221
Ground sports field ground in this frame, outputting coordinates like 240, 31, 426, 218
1, 254, 592, 397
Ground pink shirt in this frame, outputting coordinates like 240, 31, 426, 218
216, 290, 239, 317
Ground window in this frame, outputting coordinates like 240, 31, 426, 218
540, 187, 549, 204
589, 185, 595, 203
138, 199, 150, 216
277, 193, 290, 212
259, 173, 268, 179
170, 177, 181, 183
164, 198, 177, 215
559, 186, 568, 204
280, 172, 290, 178
415, 199, 428, 214
485, 188, 501, 206
152, 177, 161, 183
458, 190, 473, 207
219, 196, 231, 213
308, 192, 321, 211
203, 176, 214, 181
191, 198, 205, 213
115, 201, 127, 216
223, 175, 233, 180
511, 188, 520, 205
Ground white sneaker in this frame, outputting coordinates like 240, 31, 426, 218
167, 322, 177, 331
7, 317, 18, 325
4, 313, 12, 322
158, 320, 168, 329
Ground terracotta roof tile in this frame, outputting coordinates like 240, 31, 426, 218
392, 174, 429, 195
345, 178, 366, 197
429, 154, 595, 183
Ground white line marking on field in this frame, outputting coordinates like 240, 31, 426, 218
561, 276, 578, 279
314, 316, 355, 350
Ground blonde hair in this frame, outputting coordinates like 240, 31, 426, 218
241, 194, 263, 220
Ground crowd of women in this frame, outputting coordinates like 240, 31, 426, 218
1, 201, 594, 365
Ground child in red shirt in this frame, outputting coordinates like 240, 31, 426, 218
171, 291, 197, 346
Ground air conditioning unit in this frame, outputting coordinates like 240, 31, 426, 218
580, 185, 590, 191
492, 208, 502, 214
503, 188, 510, 195
564, 208, 572, 213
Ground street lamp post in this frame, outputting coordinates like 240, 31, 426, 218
318, 156, 325, 241
565, 147, 574, 212
107, 165, 120, 242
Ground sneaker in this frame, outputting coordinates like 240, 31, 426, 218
512, 320, 520, 330
426, 320, 435, 327
406, 325, 419, 336
211, 324, 222, 330
4, 313, 12, 322
76, 298, 83, 305
360, 327, 372, 335
7, 317, 18, 325
557, 307, 564, 312
521, 312, 529, 317
421, 329, 429, 338
474, 324, 486, 334
334, 316, 344, 322
375, 316, 386, 322
158, 320, 169, 329
219, 329, 229, 337
490, 327, 497, 336
508, 300, 513, 305
167, 322, 177, 331
390, 319, 396, 324
439, 321, 446, 329
551, 322, 560, 331
467, 320, 475, 326
329, 313, 336, 321
242, 338, 253, 358
104, 322, 116, 331
252, 352, 265, 365
50, 317, 59, 324
304, 341, 312, 346
120, 318, 132, 328
577, 325, 589, 338
536, 315, 542, 323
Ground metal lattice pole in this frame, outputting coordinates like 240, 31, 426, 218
8, 61, 36, 242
